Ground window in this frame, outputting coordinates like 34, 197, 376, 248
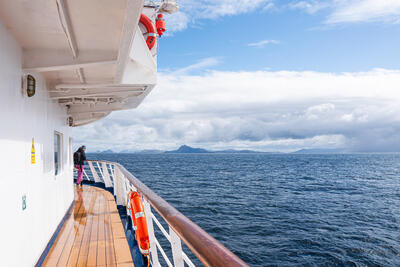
69, 137, 73, 167
54, 132, 62, 175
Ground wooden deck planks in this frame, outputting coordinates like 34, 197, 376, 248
105, 197, 117, 267
97, 193, 107, 266
42, 185, 134, 267
67, 188, 94, 266
58, 188, 94, 266
76, 188, 97, 267
87, 194, 100, 267
42, 210, 77, 266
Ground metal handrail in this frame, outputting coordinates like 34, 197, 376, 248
85, 160, 248, 267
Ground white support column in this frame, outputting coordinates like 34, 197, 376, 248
101, 162, 113, 188
143, 199, 160, 267
88, 161, 101, 183
169, 227, 184, 267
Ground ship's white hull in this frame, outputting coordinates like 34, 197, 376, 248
0, 21, 74, 266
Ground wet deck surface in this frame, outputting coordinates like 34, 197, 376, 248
43, 185, 134, 267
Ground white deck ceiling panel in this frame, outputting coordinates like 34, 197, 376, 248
66, 0, 126, 53
42, 69, 79, 84
0, 0, 157, 127
82, 64, 117, 84
0, 0, 68, 51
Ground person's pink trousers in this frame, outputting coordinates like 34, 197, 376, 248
75, 164, 83, 185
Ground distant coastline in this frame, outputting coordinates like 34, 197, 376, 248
92, 145, 347, 154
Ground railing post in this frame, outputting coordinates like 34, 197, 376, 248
83, 169, 90, 181
101, 162, 113, 187
170, 227, 184, 267
143, 199, 160, 267
106, 163, 112, 180
96, 161, 104, 178
114, 165, 125, 206
109, 164, 116, 180
88, 161, 101, 183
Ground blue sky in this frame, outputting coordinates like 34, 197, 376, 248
74, 0, 400, 152
159, 0, 400, 73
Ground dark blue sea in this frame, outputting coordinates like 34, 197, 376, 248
88, 153, 400, 266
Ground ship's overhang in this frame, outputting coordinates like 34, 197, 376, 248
0, 0, 157, 126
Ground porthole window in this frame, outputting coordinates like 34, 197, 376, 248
26, 74, 36, 97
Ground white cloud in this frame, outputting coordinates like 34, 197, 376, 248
164, 0, 400, 32
248, 39, 280, 48
164, 12, 190, 33
288, 0, 400, 24
172, 57, 219, 74
288, 0, 330, 14
73, 66, 400, 152
305, 103, 335, 120
164, 0, 273, 33
326, 0, 400, 24
192, 0, 272, 19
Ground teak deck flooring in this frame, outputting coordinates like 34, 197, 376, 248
42, 185, 134, 267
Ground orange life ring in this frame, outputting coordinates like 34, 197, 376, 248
140, 14, 157, 50
128, 191, 150, 255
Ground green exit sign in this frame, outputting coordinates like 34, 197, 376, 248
22, 195, 26, 210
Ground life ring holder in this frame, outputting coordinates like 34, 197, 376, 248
140, 14, 157, 50
127, 191, 151, 256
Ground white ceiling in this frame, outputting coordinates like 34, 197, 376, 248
0, 0, 158, 126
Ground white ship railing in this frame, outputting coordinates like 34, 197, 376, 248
79, 160, 247, 267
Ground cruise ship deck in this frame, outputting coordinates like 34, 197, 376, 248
42, 185, 133, 267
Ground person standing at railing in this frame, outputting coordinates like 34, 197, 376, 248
73, 145, 87, 186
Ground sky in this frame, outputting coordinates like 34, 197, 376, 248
73, 0, 400, 152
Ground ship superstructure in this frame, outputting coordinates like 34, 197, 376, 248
0, 1, 247, 266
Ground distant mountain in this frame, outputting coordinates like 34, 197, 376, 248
165, 145, 209, 154
91, 146, 344, 154
292, 148, 345, 154
164, 145, 278, 154
215, 149, 268, 153
118, 149, 163, 154
100, 149, 114, 153
119, 149, 136, 153
136, 149, 163, 154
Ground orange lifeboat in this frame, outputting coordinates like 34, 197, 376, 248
128, 191, 150, 255
140, 14, 157, 50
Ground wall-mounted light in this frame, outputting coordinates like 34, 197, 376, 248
67, 116, 73, 126
22, 74, 36, 97
26, 74, 36, 97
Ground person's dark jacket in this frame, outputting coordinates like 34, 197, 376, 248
76, 147, 87, 165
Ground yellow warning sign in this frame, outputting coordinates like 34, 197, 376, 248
31, 138, 35, 165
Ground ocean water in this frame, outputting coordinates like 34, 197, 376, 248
88, 153, 400, 266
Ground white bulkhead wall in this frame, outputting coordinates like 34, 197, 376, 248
123, 6, 157, 85
0, 21, 74, 266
